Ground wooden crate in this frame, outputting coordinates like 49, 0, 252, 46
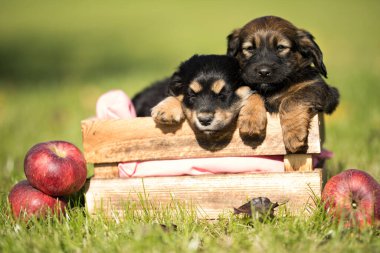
82, 113, 324, 218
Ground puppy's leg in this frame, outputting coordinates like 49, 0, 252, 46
237, 87, 267, 139
151, 96, 185, 124
279, 99, 313, 153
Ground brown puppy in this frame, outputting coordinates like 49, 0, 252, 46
227, 16, 339, 153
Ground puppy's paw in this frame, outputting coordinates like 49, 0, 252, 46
151, 96, 184, 125
282, 126, 308, 153
238, 112, 267, 139
238, 94, 267, 140
279, 104, 311, 153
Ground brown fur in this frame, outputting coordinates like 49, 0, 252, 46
227, 16, 339, 153
211, 80, 226, 94
151, 95, 184, 124
238, 93, 267, 139
189, 81, 203, 93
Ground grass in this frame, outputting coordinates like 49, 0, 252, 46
1, 197, 379, 253
1, 0, 380, 252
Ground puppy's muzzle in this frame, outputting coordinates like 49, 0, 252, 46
197, 112, 214, 126
243, 62, 278, 84
257, 66, 272, 77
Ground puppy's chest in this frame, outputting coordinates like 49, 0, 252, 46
262, 81, 314, 113
264, 94, 283, 113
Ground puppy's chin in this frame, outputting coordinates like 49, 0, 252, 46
197, 130, 226, 139
190, 118, 236, 140
193, 121, 229, 137
184, 111, 238, 150
192, 121, 237, 151
242, 74, 285, 93
256, 83, 282, 93
242, 72, 284, 85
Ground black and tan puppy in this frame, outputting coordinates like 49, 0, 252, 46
132, 54, 267, 143
227, 16, 339, 153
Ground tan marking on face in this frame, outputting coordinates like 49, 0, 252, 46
254, 30, 270, 47
242, 41, 253, 57
214, 108, 235, 124
211, 80, 226, 94
189, 81, 203, 93
211, 107, 240, 132
278, 48, 290, 56
276, 37, 292, 56
242, 31, 270, 58
269, 33, 276, 46
255, 32, 263, 48
242, 41, 253, 49
277, 38, 291, 48
183, 107, 195, 125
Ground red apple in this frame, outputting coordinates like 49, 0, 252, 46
24, 140, 87, 196
322, 169, 380, 228
8, 180, 67, 220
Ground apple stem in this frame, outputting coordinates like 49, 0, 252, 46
352, 201, 357, 209
50, 145, 67, 158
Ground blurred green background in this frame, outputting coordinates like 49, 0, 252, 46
1, 0, 380, 193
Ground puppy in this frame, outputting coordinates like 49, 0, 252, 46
227, 16, 339, 153
132, 54, 267, 142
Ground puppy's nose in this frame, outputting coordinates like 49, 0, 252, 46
258, 67, 271, 77
197, 113, 214, 126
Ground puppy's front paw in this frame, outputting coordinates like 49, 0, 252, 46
151, 96, 184, 125
238, 93, 267, 140
238, 111, 267, 139
279, 105, 311, 153
282, 126, 308, 153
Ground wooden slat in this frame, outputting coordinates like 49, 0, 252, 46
94, 164, 119, 178
284, 154, 313, 172
319, 113, 326, 144
85, 169, 322, 219
81, 113, 321, 164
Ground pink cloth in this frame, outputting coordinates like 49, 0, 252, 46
118, 156, 284, 178
96, 89, 136, 119
96, 90, 331, 178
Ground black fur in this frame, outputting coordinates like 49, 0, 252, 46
132, 55, 243, 118
169, 55, 242, 111
132, 78, 170, 117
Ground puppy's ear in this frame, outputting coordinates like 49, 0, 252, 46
168, 72, 183, 96
297, 29, 327, 78
226, 28, 241, 57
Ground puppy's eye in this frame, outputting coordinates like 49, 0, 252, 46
276, 45, 287, 51
218, 93, 227, 100
244, 46, 255, 53
187, 89, 197, 103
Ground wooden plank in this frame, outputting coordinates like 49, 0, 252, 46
85, 169, 322, 219
94, 164, 119, 178
319, 113, 326, 144
284, 154, 313, 172
81, 113, 321, 164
